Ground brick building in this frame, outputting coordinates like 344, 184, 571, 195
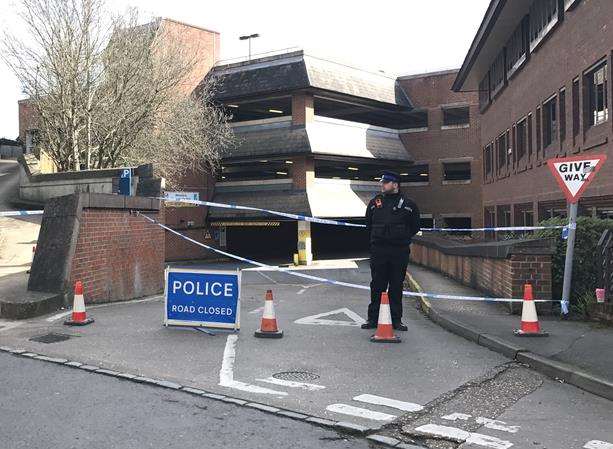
203, 51, 482, 262
453, 0, 613, 226
398, 70, 482, 229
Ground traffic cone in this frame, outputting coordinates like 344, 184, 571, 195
513, 284, 548, 337
64, 281, 94, 326
254, 290, 283, 338
370, 292, 401, 343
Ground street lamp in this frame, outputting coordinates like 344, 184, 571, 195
239, 33, 260, 61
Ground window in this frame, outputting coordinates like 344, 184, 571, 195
220, 160, 291, 181
402, 164, 430, 183
506, 19, 528, 76
314, 160, 413, 182
490, 50, 506, 96
587, 62, 608, 127
559, 88, 566, 144
484, 144, 493, 176
528, 113, 533, 158
443, 162, 471, 182
496, 205, 512, 228
443, 217, 471, 234
516, 118, 527, 160
420, 216, 434, 229
442, 106, 470, 127
497, 132, 508, 171
543, 96, 557, 148
405, 110, 428, 130
515, 204, 534, 227
529, 0, 559, 50
572, 78, 580, 139
536, 106, 542, 156
479, 74, 490, 111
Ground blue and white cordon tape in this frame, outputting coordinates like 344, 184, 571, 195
137, 211, 556, 304
0, 210, 44, 217
161, 197, 567, 234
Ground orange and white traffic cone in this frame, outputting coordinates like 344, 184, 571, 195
64, 281, 94, 326
254, 290, 283, 338
370, 292, 401, 343
513, 284, 548, 337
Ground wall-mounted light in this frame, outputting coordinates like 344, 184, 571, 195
285, 160, 293, 164
420, 173, 428, 177
227, 104, 239, 108
259, 160, 268, 163
400, 173, 409, 176
348, 167, 359, 171
269, 109, 283, 114
276, 171, 288, 175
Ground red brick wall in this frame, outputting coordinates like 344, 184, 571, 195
478, 0, 613, 222
410, 242, 552, 302
292, 93, 314, 125
69, 208, 165, 303
398, 71, 483, 227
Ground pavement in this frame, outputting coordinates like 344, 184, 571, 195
406, 263, 613, 401
1, 259, 612, 449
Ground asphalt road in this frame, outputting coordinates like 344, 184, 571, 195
1, 260, 612, 448
0, 160, 19, 211
0, 352, 374, 449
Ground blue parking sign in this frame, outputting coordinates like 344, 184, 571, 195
164, 268, 241, 330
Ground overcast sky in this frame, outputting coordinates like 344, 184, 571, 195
0, 0, 489, 139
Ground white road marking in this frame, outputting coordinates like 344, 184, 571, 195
218, 334, 287, 396
476, 417, 520, 434
296, 284, 322, 295
326, 404, 396, 422
294, 308, 366, 327
585, 441, 613, 449
442, 412, 472, 421
256, 271, 278, 284
0, 321, 22, 333
353, 394, 423, 412
414, 424, 513, 449
46, 311, 72, 322
249, 306, 264, 315
256, 377, 326, 391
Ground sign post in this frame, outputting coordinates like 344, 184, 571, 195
547, 155, 607, 316
164, 268, 241, 331
119, 168, 132, 196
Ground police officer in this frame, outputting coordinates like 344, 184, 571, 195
362, 170, 421, 331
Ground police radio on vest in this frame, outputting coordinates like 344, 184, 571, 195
172, 280, 234, 297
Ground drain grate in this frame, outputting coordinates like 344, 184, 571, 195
272, 371, 320, 382
29, 333, 73, 344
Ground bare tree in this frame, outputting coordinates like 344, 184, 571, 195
2, 0, 234, 182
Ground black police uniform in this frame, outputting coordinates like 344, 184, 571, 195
364, 183, 420, 328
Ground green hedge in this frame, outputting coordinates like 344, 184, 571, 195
535, 217, 613, 305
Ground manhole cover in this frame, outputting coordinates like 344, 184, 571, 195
272, 371, 320, 382
29, 333, 73, 344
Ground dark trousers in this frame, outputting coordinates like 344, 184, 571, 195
368, 246, 409, 324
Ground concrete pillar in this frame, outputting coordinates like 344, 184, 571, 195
297, 221, 313, 265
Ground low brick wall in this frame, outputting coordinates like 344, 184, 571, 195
588, 302, 613, 325
29, 193, 165, 304
410, 236, 555, 307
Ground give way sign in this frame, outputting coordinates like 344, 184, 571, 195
547, 155, 607, 203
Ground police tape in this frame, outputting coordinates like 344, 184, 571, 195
161, 197, 567, 233
136, 211, 556, 304
0, 210, 44, 217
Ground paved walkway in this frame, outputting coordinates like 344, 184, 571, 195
407, 263, 613, 388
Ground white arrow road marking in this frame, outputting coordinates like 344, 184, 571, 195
249, 307, 264, 315
294, 308, 366, 326
476, 417, 520, 434
256, 377, 326, 391
442, 412, 472, 421
353, 394, 423, 412
296, 284, 322, 295
326, 404, 396, 421
219, 334, 287, 396
414, 424, 513, 449
585, 441, 613, 449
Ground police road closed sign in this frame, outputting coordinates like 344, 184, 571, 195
164, 268, 240, 330
547, 155, 607, 203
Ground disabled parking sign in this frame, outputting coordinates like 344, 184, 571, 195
164, 268, 241, 330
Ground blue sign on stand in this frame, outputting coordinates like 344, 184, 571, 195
164, 268, 241, 330
119, 168, 132, 196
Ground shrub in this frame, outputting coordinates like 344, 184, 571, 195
535, 216, 613, 305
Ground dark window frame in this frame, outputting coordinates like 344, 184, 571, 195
585, 61, 609, 128
543, 94, 558, 149
559, 88, 567, 145
516, 117, 528, 161
490, 49, 507, 97
529, 0, 560, 52
442, 106, 470, 127
506, 17, 529, 78
442, 161, 472, 182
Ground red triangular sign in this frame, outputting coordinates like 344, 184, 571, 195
547, 155, 607, 203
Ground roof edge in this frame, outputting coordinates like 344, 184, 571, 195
158, 17, 220, 35
397, 68, 460, 81
452, 0, 506, 92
